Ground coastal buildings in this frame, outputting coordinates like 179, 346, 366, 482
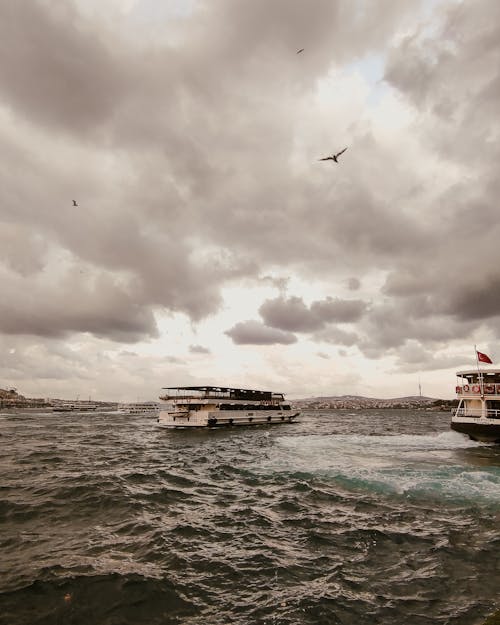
0, 387, 49, 409
291, 395, 456, 411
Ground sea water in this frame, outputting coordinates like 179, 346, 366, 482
1, 409, 499, 624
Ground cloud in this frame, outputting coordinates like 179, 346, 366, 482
0, 2, 132, 135
375, 0, 500, 333
445, 274, 500, 322
189, 344, 211, 354
0, 0, 426, 347
314, 326, 360, 347
346, 277, 361, 291
390, 341, 472, 375
225, 321, 297, 345
1, 0, 500, 398
259, 295, 368, 332
0, 268, 159, 342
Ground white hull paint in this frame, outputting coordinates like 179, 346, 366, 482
157, 409, 299, 428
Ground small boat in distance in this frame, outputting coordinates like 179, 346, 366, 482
157, 386, 299, 429
52, 402, 97, 412
451, 369, 500, 443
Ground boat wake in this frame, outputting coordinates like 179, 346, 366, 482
263, 431, 500, 504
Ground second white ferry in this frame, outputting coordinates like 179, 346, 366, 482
157, 386, 299, 429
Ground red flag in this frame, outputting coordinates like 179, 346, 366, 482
477, 350, 493, 364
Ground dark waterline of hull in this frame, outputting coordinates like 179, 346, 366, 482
451, 421, 500, 443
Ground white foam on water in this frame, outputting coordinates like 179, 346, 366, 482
267, 432, 500, 503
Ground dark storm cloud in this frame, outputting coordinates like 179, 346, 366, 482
259, 296, 321, 333
342, 0, 500, 356
189, 344, 211, 354
447, 275, 500, 322
225, 321, 297, 345
355, 298, 479, 363
385, 261, 500, 326
0, 1, 132, 134
259, 295, 367, 332
346, 277, 361, 291
390, 341, 470, 374
1, 0, 498, 368
0, 270, 158, 342
314, 326, 359, 347
385, 1, 500, 149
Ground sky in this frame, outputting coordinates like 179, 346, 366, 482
1, 0, 499, 402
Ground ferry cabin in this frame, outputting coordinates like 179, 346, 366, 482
454, 369, 500, 418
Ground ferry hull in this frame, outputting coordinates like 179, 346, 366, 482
157, 410, 300, 429
451, 420, 500, 443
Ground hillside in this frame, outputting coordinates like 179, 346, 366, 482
291, 395, 455, 410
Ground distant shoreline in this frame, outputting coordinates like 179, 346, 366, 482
291, 397, 457, 411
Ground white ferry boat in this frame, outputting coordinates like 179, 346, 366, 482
52, 402, 98, 412
157, 386, 299, 429
452, 369, 500, 443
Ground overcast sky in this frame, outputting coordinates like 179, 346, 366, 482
1, 0, 499, 402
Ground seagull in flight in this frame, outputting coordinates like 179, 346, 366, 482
319, 147, 348, 163
72, 200, 78, 207
297, 48, 304, 54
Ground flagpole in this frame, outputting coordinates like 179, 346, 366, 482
474, 345, 484, 398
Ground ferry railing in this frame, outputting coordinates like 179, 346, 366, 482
454, 407, 500, 419
456, 385, 500, 395
159, 393, 280, 403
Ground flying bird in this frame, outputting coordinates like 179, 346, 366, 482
72, 200, 78, 206
318, 147, 348, 163
297, 48, 304, 54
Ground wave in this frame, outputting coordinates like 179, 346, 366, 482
263, 432, 500, 504
0, 572, 196, 625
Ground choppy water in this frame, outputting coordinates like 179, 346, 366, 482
1, 408, 500, 625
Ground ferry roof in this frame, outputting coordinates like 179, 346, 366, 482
161, 386, 284, 400
162, 385, 278, 393
456, 369, 500, 376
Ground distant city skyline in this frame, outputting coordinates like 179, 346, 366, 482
1, 1, 500, 402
